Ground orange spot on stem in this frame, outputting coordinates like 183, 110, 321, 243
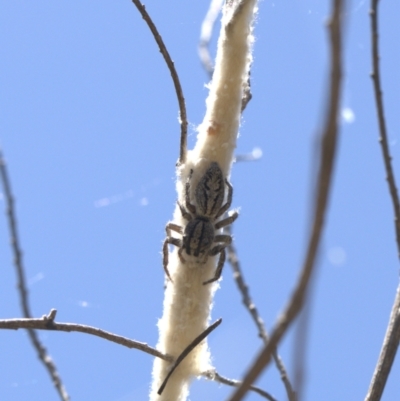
207, 121, 221, 136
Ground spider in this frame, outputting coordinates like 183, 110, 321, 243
162, 162, 238, 285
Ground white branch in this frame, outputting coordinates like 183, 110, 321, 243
150, 1, 258, 400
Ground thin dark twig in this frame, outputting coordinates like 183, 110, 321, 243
157, 318, 222, 395
202, 370, 278, 401
365, 288, 400, 401
365, 1, 400, 400
370, 0, 400, 258
227, 0, 344, 399
0, 151, 70, 401
0, 309, 172, 362
131, 0, 188, 165
1, 312, 279, 399
226, 229, 296, 401
370, 0, 400, 256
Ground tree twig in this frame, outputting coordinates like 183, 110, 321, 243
0, 150, 70, 401
369, 0, 400, 256
131, 0, 188, 165
364, 287, 400, 401
364, 1, 400, 400
0, 309, 172, 362
226, 229, 296, 401
227, 0, 344, 399
158, 318, 222, 395
0, 312, 278, 398
202, 369, 278, 401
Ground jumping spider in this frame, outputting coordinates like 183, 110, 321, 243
163, 162, 238, 285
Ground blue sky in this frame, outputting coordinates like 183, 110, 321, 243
1, 1, 399, 400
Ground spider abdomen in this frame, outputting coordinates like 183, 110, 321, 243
183, 217, 215, 259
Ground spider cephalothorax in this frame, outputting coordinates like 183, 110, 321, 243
163, 162, 238, 285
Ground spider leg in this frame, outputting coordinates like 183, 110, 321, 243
213, 234, 232, 245
162, 237, 182, 282
215, 178, 233, 219
203, 248, 226, 285
185, 170, 197, 215
215, 211, 238, 229
166, 222, 183, 236
177, 202, 192, 221
178, 247, 186, 264
208, 242, 228, 256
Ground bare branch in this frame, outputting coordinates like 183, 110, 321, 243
0, 312, 277, 399
0, 150, 70, 401
227, 0, 345, 399
2, 310, 281, 401
131, 0, 188, 165
369, 0, 400, 256
226, 230, 296, 401
158, 318, 222, 395
0, 309, 172, 362
365, 288, 400, 401
364, 1, 400, 399
203, 369, 278, 401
